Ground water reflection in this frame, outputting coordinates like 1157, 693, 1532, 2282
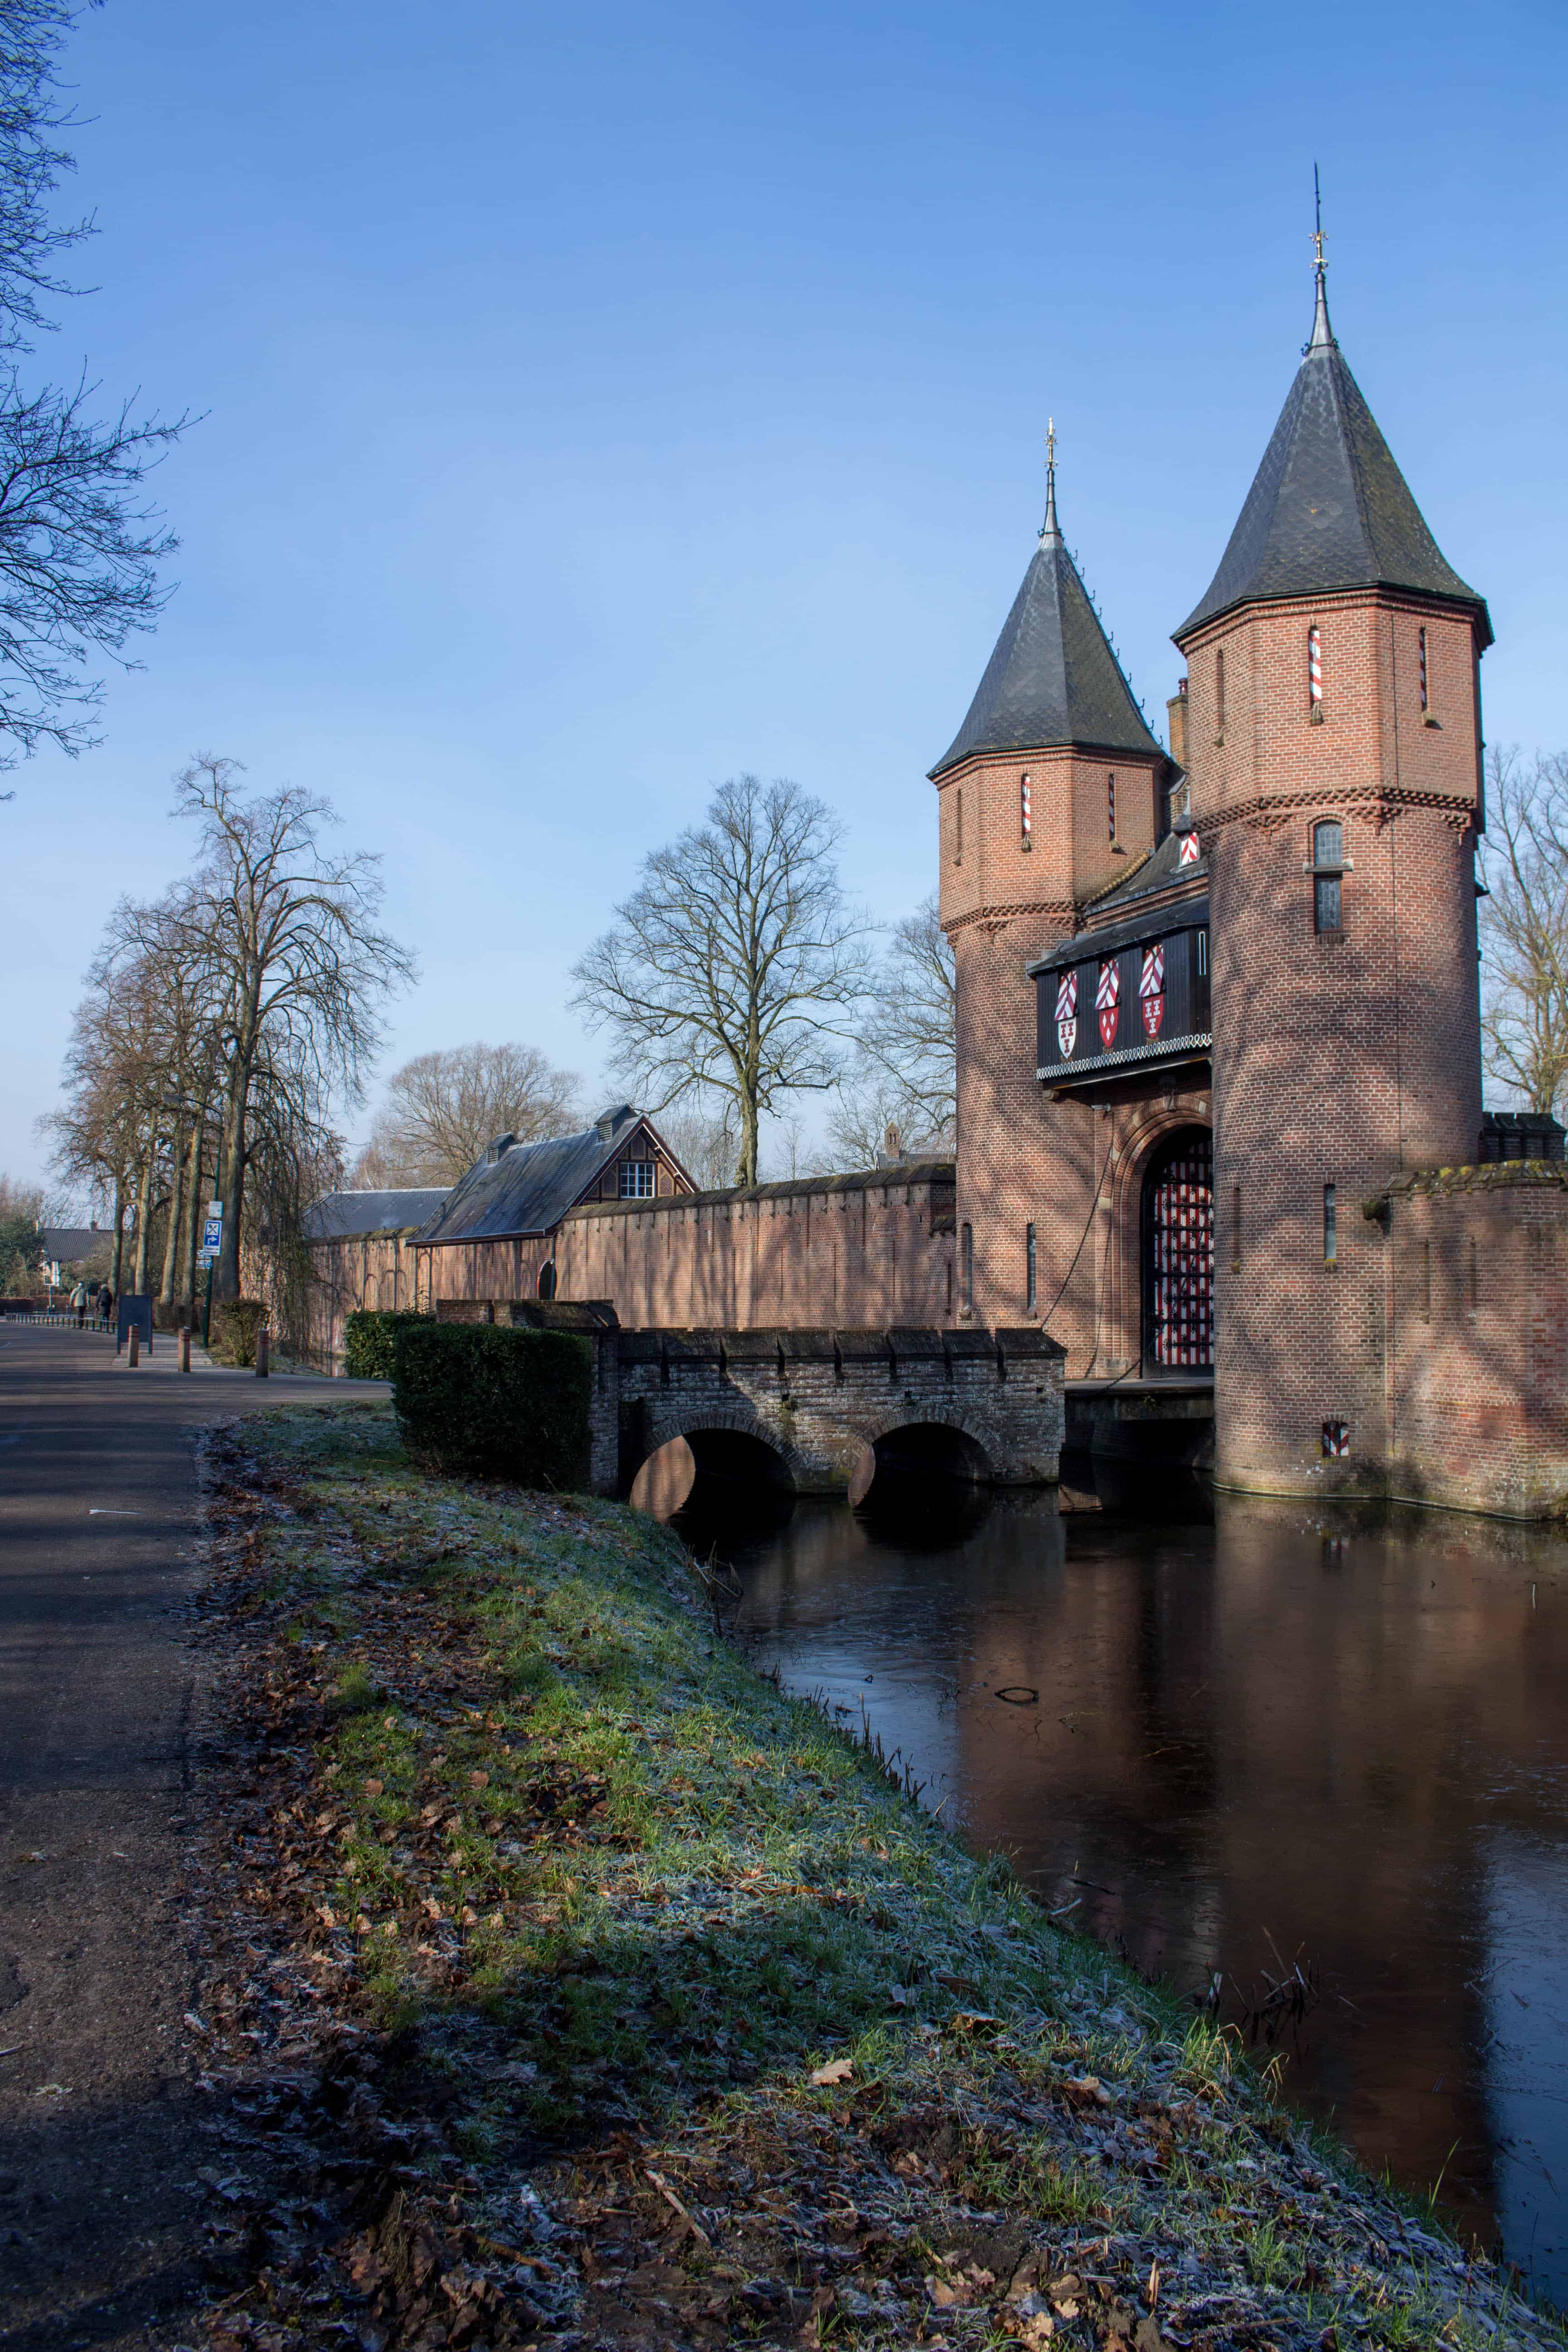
694, 1475, 1568, 2300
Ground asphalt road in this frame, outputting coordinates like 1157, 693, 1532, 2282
0, 1326, 386, 2348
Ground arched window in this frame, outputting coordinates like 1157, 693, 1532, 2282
1020, 772, 1031, 848
537, 1260, 557, 1301
1312, 819, 1343, 933
1308, 625, 1323, 720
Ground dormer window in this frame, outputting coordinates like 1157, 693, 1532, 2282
1312, 819, 1343, 933
1308, 626, 1323, 721
619, 1159, 656, 1199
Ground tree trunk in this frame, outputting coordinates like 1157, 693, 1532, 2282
738, 1088, 760, 1189
159, 1131, 186, 1312
183, 1122, 206, 1308
110, 1177, 125, 1294
218, 1081, 247, 1300
131, 1155, 153, 1294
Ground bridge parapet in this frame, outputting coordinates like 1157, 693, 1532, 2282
432, 1297, 1064, 1497
616, 1323, 1063, 1497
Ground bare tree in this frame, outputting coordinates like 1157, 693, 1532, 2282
826, 893, 956, 1165
0, 5, 190, 773
572, 774, 871, 1189
1479, 748, 1568, 1116
169, 755, 415, 1298
351, 1041, 581, 1186
653, 1098, 737, 1192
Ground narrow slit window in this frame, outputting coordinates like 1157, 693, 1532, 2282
1196, 927, 1208, 976
1230, 1183, 1241, 1272
954, 787, 963, 865
1421, 1239, 1432, 1322
1313, 820, 1343, 934
1025, 1221, 1038, 1314
1107, 771, 1116, 841
1419, 626, 1429, 714
1020, 771, 1031, 847
1215, 646, 1226, 740
1323, 1182, 1338, 1264
1308, 625, 1323, 719
960, 1221, 974, 1313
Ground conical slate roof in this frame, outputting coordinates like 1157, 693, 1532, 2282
930, 475, 1162, 779
1177, 274, 1490, 646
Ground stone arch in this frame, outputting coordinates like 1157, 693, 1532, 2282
633, 1398, 812, 1495
1096, 1104, 1213, 1376
848, 1415, 993, 1505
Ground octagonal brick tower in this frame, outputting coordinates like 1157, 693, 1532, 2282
933, 456, 1168, 1336
1174, 260, 1491, 1495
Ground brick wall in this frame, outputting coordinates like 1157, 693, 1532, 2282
417, 1166, 956, 1332
1379, 1165, 1568, 1517
1177, 587, 1486, 1496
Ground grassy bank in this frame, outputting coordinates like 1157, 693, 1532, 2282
188, 1403, 1557, 2352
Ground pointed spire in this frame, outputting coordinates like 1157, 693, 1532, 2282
1305, 164, 1336, 353
930, 452, 1161, 778
1040, 416, 1061, 540
1175, 206, 1491, 648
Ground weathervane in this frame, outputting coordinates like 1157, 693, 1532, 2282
1312, 162, 1326, 276
1041, 416, 1059, 537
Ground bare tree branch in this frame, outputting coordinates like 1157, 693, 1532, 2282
1479, 747, 1568, 1116
351, 1042, 582, 1186
571, 774, 872, 1188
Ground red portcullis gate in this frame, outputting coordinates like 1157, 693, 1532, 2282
1144, 1129, 1214, 1372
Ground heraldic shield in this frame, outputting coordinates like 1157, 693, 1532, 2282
1054, 969, 1078, 1058
1139, 942, 1166, 1038
1096, 957, 1120, 1050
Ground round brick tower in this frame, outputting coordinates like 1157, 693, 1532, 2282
1174, 258, 1490, 1495
931, 451, 1168, 1344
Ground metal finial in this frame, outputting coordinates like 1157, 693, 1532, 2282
1040, 415, 1060, 538
1305, 163, 1336, 353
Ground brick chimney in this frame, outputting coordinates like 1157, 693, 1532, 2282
1166, 677, 1189, 770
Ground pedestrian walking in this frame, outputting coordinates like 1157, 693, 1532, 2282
70, 1279, 87, 1328
98, 1281, 114, 1331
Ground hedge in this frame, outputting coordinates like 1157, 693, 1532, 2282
344, 1308, 429, 1381
392, 1320, 592, 1488
210, 1298, 268, 1367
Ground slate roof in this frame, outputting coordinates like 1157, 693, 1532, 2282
1083, 821, 1208, 917
304, 1190, 449, 1242
1177, 274, 1490, 646
418, 1106, 651, 1245
930, 475, 1163, 779
36, 1226, 107, 1262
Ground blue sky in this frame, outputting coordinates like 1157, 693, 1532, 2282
3, 0, 1564, 1184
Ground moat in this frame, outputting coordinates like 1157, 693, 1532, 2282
674, 1464, 1568, 2304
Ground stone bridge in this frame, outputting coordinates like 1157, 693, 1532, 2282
432, 1299, 1065, 1499
609, 1323, 1063, 1501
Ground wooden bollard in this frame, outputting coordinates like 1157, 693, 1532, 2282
256, 1326, 270, 1378
128, 1324, 139, 1367
180, 1327, 191, 1373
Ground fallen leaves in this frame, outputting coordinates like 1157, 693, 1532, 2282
808, 2056, 854, 2087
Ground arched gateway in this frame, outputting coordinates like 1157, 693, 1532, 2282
1142, 1127, 1214, 1374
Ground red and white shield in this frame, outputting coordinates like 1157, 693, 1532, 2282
1178, 827, 1201, 867
1139, 942, 1166, 1037
1095, 956, 1120, 1050
1054, 969, 1078, 1058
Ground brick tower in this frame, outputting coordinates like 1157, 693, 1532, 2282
932, 443, 1169, 1340
1174, 252, 1491, 1494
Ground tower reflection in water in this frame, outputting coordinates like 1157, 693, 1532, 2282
684, 1463, 1568, 2303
